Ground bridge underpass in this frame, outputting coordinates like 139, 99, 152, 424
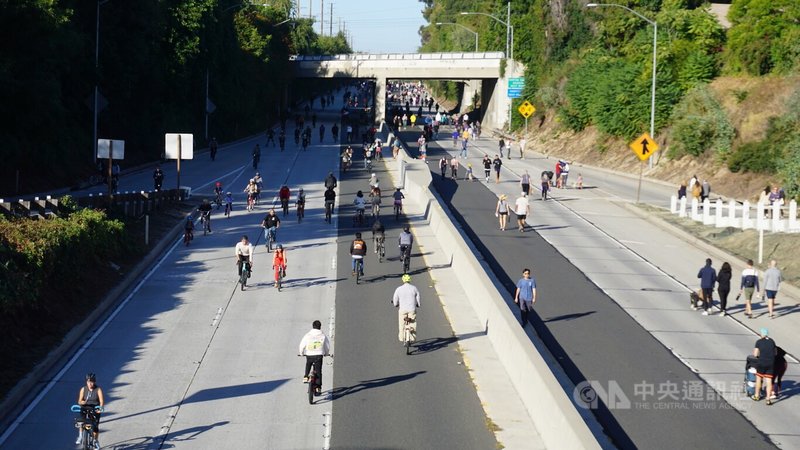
290, 52, 521, 129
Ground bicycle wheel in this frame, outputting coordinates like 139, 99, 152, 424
395, 206, 400, 220
405, 333, 411, 355
307, 373, 315, 404
355, 263, 360, 284
403, 256, 410, 273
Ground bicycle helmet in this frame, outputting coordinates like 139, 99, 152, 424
227, 191, 232, 195
402, 274, 411, 283
355, 232, 362, 239
86, 373, 97, 382
276, 244, 283, 250
215, 181, 222, 187
403, 226, 410, 232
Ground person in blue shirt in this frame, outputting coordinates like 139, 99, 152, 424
514, 268, 537, 327
697, 258, 717, 315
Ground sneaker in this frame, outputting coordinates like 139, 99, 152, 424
701, 310, 709, 315
314, 388, 322, 396
691, 305, 697, 310
302, 376, 309, 383
751, 395, 760, 401
720, 311, 726, 316
76, 434, 83, 445
94, 440, 101, 450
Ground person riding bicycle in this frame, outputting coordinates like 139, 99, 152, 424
372, 218, 385, 252
235, 235, 254, 277
341, 148, 352, 171
153, 165, 164, 191
198, 199, 213, 232
392, 274, 421, 342
244, 179, 258, 208
363, 144, 373, 169
393, 187, 405, 211
331, 123, 339, 140
75, 373, 105, 448
296, 188, 306, 213
298, 320, 331, 396
224, 191, 233, 214
398, 225, 413, 261
324, 172, 337, 190
350, 232, 367, 276
279, 185, 291, 216
184, 215, 194, 241
253, 172, 263, 203
213, 181, 224, 207
266, 128, 275, 146
252, 144, 261, 169
261, 209, 281, 247
324, 187, 336, 221
272, 244, 287, 288
294, 127, 301, 144
353, 191, 366, 221
319, 123, 326, 142
369, 186, 382, 216
369, 173, 379, 189
278, 129, 286, 150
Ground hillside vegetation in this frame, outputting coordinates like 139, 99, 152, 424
418, 0, 800, 200
0, 0, 349, 196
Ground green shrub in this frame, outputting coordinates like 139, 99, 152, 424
777, 139, 800, 202
668, 84, 734, 158
727, 141, 779, 173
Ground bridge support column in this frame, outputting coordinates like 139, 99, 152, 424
374, 77, 387, 125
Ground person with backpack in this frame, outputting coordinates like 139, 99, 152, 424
739, 259, 760, 319
349, 232, 367, 276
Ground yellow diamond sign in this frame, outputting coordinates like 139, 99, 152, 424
518, 101, 535, 118
629, 133, 659, 161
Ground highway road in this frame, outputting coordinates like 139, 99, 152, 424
394, 124, 775, 449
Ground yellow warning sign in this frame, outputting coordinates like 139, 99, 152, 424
518, 101, 536, 118
629, 133, 659, 161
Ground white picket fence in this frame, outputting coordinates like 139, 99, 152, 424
670, 196, 800, 233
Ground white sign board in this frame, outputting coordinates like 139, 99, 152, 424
165, 133, 194, 160
97, 139, 125, 159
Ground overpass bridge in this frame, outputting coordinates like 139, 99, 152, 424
290, 52, 521, 129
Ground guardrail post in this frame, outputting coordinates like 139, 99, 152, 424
670, 195, 677, 213
714, 199, 724, 227
742, 200, 752, 230
690, 198, 699, 221
702, 199, 713, 225
771, 202, 783, 232
756, 201, 766, 230
727, 200, 738, 228
678, 196, 687, 217
790, 200, 799, 231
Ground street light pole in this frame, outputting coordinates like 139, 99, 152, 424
434, 22, 479, 52
460, 5, 513, 59
93, 0, 111, 164
587, 3, 658, 202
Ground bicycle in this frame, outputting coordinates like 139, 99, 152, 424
265, 227, 276, 252
353, 258, 364, 284
224, 202, 232, 218
71, 404, 101, 450
184, 228, 193, 246
325, 202, 333, 224
214, 192, 223, 209
274, 265, 285, 291
247, 195, 255, 212
394, 201, 403, 220
297, 201, 305, 223
374, 235, 386, 263
365, 158, 372, 171
239, 261, 251, 291
201, 211, 211, 236
299, 354, 330, 404
402, 315, 416, 355
400, 245, 411, 273
353, 209, 365, 227
281, 198, 289, 217
371, 202, 380, 218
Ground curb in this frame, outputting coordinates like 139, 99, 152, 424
0, 214, 186, 431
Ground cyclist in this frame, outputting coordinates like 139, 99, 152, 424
153, 165, 164, 191
319, 123, 326, 143
279, 185, 291, 216
252, 144, 261, 169
184, 215, 194, 242
398, 225, 413, 262
296, 188, 306, 217
372, 218, 385, 252
261, 209, 281, 247
298, 320, 331, 396
224, 191, 233, 217
349, 232, 367, 276
392, 274, 421, 342
75, 373, 105, 448
243, 179, 258, 210
341, 147, 352, 172
272, 244, 287, 288
278, 129, 286, 151
213, 181, 224, 208
353, 191, 366, 223
324, 187, 336, 222
392, 188, 405, 213
294, 127, 301, 145
368, 173, 379, 189
266, 128, 275, 147
324, 171, 337, 190
198, 199, 213, 233
253, 172, 263, 204
209, 137, 218, 161
369, 186, 381, 217
363, 144, 373, 169
235, 235, 254, 278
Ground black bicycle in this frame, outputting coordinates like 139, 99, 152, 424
239, 261, 251, 291
297, 201, 305, 223
325, 202, 333, 223
71, 405, 101, 450
201, 211, 211, 235
281, 198, 290, 217
353, 209, 365, 227
353, 258, 364, 284
375, 235, 386, 263
400, 245, 411, 273
265, 227, 277, 252
394, 200, 403, 220
402, 315, 415, 355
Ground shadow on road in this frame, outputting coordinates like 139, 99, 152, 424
330, 371, 426, 400
105, 420, 230, 449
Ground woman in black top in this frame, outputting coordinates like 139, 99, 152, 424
717, 262, 732, 315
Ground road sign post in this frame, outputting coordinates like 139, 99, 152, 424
517, 101, 536, 135
98, 139, 124, 199
628, 133, 659, 203
165, 133, 194, 190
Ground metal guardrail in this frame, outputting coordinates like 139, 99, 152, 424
290, 52, 505, 61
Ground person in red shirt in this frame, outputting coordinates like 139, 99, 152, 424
279, 185, 291, 216
272, 244, 287, 288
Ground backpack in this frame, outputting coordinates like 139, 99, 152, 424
744, 277, 756, 288
352, 240, 364, 251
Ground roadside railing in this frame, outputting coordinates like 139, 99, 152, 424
670, 196, 800, 233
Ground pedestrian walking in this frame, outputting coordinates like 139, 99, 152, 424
520, 170, 531, 196
514, 192, 530, 232
439, 157, 447, 178
466, 163, 474, 182
739, 259, 760, 319
751, 328, 777, 405
717, 262, 732, 316
514, 268, 537, 327
764, 260, 782, 319
519, 137, 526, 159
450, 157, 459, 180
495, 194, 509, 231
482, 155, 492, 182
498, 138, 505, 159
697, 258, 717, 315
493, 155, 502, 184
506, 138, 513, 160
541, 171, 550, 200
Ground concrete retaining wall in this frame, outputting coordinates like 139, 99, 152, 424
383, 126, 600, 449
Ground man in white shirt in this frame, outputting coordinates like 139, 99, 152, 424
392, 274, 421, 342
234, 235, 254, 277
514, 193, 530, 232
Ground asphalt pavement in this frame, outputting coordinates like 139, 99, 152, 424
394, 125, 774, 449
329, 137, 497, 449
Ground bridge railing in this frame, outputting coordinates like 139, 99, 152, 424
290, 51, 505, 61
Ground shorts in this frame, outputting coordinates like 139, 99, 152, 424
517, 214, 527, 221
498, 211, 508, 216
744, 287, 755, 301
765, 290, 778, 300
756, 365, 775, 377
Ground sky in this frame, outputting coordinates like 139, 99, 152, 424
295, 0, 428, 53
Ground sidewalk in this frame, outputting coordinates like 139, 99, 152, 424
433, 125, 799, 448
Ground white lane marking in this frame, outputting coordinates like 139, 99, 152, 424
210, 307, 224, 327
192, 164, 248, 193
0, 234, 185, 446
619, 240, 645, 245
323, 412, 332, 450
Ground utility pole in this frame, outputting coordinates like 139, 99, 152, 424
320, 0, 324, 35
329, 3, 333, 36
308, 0, 312, 18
